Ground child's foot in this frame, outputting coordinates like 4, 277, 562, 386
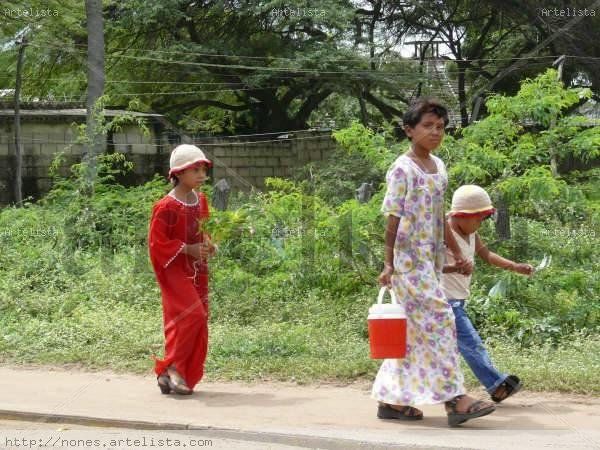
491, 375, 522, 403
167, 366, 193, 395
157, 372, 171, 394
377, 403, 423, 420
445, 395, 495, 427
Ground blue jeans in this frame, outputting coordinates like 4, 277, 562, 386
449, 299, 508, 394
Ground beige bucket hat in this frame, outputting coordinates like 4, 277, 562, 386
169, 144, 212, 177
450, 185, 495, 216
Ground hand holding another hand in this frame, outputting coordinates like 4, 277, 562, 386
454, 259, 474, 275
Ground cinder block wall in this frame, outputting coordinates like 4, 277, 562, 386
198, 130, 334, 191
0, 122, 163, 204
1, 127, 335, 205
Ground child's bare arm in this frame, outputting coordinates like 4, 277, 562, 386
383, 216, 400, 268
444, 219, 473, 274
378, 215, 400, 287
475, 234, 533, 275
444, 219, 464, 263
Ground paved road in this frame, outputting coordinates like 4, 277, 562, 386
1, 366, 599, 449
0, 420, 311, 450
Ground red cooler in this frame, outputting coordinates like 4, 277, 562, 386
368, 287, 407, 359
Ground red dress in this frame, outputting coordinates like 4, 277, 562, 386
148, 190, 210, 389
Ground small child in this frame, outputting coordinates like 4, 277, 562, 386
441, 185, 534, 403
148, 144, 217, 395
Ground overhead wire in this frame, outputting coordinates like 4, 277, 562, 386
24, 42, 567, 77
7, 133, 337, 147
2, 30, 569, 64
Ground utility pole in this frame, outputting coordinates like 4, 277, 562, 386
550, 55, 566, 176
84, 0, 105, 196
13, 36, 27, 206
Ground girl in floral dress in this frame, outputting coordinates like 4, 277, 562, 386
374, 98, 496, 426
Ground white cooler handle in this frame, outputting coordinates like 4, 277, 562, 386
377, 286, 399, 305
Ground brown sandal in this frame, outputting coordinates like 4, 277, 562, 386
377, 403, 424, 421
446, 395, 495, 427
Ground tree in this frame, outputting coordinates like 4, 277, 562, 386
444, 69, 597, 226
482, 0, 600, 97
397, 0, 552, 126
2, 0, 598, 136
104, 0, 358, 132
0, 1, 87, 102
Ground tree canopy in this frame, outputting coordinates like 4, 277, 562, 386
1, 0, 599, 133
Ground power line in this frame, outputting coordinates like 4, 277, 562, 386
25, 42, 564, 77
568, 55, 600, 61
0, 59, 556, 82
8, 33, 570, 64
1, 88, 493, 105
32, 39, 600, 65
3, 134, 337, 147
0, 76, 256, 86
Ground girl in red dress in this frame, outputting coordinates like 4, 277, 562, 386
148, 144, 216, 395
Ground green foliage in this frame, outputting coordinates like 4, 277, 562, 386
567, 124, 600, 162
40, 152, 165, 251
496, 166, 568, 214
466, 217, 599, 347
485, 69, 591, 127
447, 141, 509, 187
1, 167, 598, 389
1, 70, 599, 392
460, 115, 522, 152
447, 69, 599, 224
332, 121, 398, 172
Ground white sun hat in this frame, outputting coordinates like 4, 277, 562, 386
450, 184, 495, 216
168, 144, 212, 177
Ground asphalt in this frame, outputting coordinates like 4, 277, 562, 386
0, 366, 599, 449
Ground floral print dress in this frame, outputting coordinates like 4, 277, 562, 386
372, 154, 466, 406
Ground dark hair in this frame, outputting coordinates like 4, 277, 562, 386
169, 174, 179, 186
403, 97, 449, 128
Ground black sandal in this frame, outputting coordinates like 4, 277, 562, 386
377, 403, 424, 421
157, 374, 171, 395
446, 395, 495, 427
491, 375, 522, 403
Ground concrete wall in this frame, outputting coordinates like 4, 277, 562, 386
198, 130, 334, 191
1, 123, 335, 205
0, 120, 166, 204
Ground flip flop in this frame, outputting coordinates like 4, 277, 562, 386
491, 375, 522, 403
446, 395, 495, 427
377, 404, 424, 421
